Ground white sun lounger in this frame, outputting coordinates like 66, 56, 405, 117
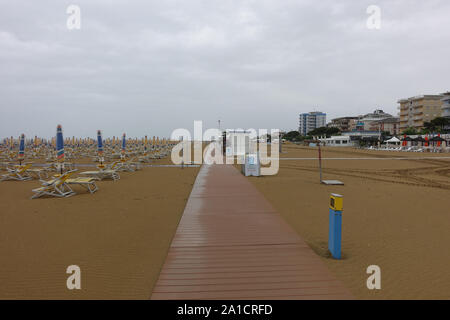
80, 169, 120, 181
65, 177, 99, 194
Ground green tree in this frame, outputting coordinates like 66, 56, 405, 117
423, 117, 450, 133
307, 127, 340, 137
283, 131, 301, 141
402, 127, 417, 135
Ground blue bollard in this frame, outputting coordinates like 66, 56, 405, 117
328, 194, 343, 259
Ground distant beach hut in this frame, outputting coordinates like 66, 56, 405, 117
401, 135, 412, 147
385, 136, 400, 147
430, 135, 445, 147
412, 136, 426, 147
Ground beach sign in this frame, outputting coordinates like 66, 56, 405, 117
329, 193, 343, 259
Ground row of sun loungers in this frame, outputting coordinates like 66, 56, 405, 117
1, 138, 174, 199
1, 157, 155, 199
31, 170, 98, 199
1, 164, 49, 181
366, 146, 450, 153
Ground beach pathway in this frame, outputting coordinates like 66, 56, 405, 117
150, 164, 353, 299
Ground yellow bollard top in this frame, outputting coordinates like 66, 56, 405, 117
330, 193, 343, 211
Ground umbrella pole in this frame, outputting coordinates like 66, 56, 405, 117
318, 141, 323, 183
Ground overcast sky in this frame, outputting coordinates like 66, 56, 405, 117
1, 0, 449, 139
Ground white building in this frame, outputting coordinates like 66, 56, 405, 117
299, 112, 326, 135
319, 135, 354, 147
225, 130, 251, 156
442, 92, 450, 118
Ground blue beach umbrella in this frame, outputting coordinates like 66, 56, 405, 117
121, 133, 126, 155
97, 130, 104, 166
56, 125, 65, 173
56, 125, 64, 162
97, 130, 103, 156
18, 133, 25, 165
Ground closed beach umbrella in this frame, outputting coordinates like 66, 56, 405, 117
56, 125, 65, 173
56, 125, 64, 162
121, 133, 126, 155
97, 130, 103, 156
97, 130, 104, 167
18, 133, 25, 165
425, 135, 429, 147
144, 135, 148, 154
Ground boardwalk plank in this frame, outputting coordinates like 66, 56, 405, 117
150, 165, 352, 300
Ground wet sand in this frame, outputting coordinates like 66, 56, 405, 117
0, 159, 199, 299
247, 143, 450, 299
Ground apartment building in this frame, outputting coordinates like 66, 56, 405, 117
299, 112, 326, 135
442, 92, 450, 118
371, 117, 401, 135
358, 109, 394, 131
398, 95, 443, 130
328, 117, 358, 132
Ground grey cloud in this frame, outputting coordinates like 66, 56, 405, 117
1, 0, 449, 138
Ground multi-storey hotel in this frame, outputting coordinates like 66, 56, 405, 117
442, 92, 450, 118
299, 112, 326, 135
398, 95, 443, 130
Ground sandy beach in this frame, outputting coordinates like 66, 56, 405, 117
0, 159, 199, 299
247, 143, 450, 299
1, 143, 449, 299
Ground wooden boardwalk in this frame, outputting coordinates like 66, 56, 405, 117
151, 165, 353, 300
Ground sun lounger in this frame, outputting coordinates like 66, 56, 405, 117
45, 162, 76, 172
110, 160, 137, 172
1, 164, 33, 181
65, 177, 99, 194
31, 170, 76, 199
0, 162, 12, 170
80, 169, 120, 181
26, 168, 49, 180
